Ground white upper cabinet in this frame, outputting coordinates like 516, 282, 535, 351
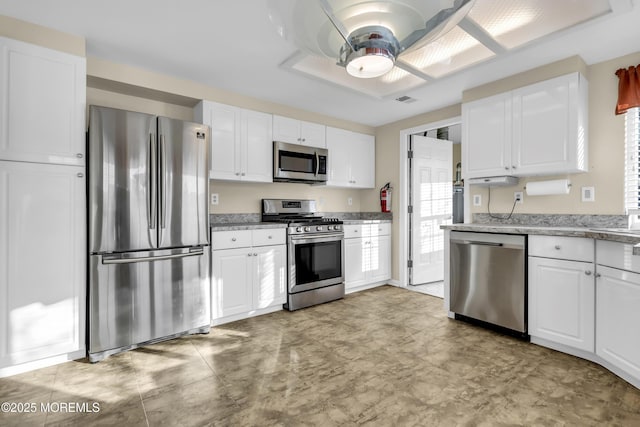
326, 126, 375, 188
0, 37, 86, 166
272, 115, 326, 148
195, 101, 272, 183
462, 72, 588, 179
462, 92, 511, 178
512, 73, 588, 175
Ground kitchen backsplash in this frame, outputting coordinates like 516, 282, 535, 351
472, 213, 628, 228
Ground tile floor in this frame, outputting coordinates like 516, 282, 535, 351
1, 285, 640, 426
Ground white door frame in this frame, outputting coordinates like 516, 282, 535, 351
397, 116, 463, 289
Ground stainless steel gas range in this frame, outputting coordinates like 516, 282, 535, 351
262, 199, 345, 311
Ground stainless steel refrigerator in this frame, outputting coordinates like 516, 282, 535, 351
88, 105, 211, 362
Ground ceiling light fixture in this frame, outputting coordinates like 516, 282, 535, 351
342, 26, 398, 78
323, 0, 477, 79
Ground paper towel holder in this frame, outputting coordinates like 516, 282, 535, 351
524, 179, 572, 196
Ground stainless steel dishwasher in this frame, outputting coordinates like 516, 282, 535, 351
450, 231, 527, 334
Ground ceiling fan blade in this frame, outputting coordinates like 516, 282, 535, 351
317, 0, 355, 51
399, 0, 475, 53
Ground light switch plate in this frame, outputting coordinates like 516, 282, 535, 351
211, 193, 219, 205
347, 197, 353, 206
581, 187, 595, 202
473, 194, 482, 206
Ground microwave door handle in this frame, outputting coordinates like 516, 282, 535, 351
314, 152, 319, 176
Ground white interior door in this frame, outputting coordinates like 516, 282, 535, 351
410, 135, 452, 285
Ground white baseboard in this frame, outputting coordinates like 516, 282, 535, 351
211, 304, 283, 327
531, 336, 640, 389
0, 349, 86, 378
345, 281, 387, 294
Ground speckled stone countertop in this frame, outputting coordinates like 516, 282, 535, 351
441, 223, 640, 244
210, 222, 287, 231
342, 219, 392, 225
210, 212, 392, 230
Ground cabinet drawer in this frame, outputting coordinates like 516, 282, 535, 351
211, 230, 252, 250
252, 229, 286, 247
596, 240, 640, 273
344, 225, 364, 239
370, 222, 391, 236
529, 236, 593, 262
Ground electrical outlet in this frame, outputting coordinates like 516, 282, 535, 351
473, 194, 482, 206
347, 197, 353, 206
582, 187, 595, 202
211, 193, 219, 205
514, 191, 523, 204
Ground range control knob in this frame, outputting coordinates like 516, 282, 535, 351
327, 225, 334, 231
304, 226, 310, 232
296, 226, 302, 232
335, 225, 342, 230
316, 226, 323, 231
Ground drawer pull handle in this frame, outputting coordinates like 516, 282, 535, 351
585, 270, 592, 276
595, 273, 601, 278
231, 237, 237, 242
268, 235, 272, 239
253, 253, 257, 256
554, 245, 561, 250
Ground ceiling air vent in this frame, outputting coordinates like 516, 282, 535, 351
395, 95, 417, 104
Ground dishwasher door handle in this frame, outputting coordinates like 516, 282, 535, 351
454, 240, 504, 247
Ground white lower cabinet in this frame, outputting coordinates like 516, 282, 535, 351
528, 236, 595, 352
528, 257, 595, 351
595, 240, 640, 382
344, 223, 391, 291
0, 160, 85, 375
211, 229, 286, 324
596, 266, 640, 379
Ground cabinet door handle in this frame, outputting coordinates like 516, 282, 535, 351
231, 237, 237, 242
554, 245, 561, 250
241, 172, 245, 176
77, 172, 84, 178
504, 167, 509, 170
268, 235, 272, 239
76, 153, 83, 158
248, 253, 252, 257
595, 273, 601, 278
253, 253, 257, 256
512, 165, 517, 169
585, 270, 592, 276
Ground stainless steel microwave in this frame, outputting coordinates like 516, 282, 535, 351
273, 141, 328, 183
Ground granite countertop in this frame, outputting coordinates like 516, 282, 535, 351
441, 223, 640, 245
210, 222, 287, 231
342, 219, 392, 225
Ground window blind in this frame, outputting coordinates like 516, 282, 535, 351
625, 107, 640, 212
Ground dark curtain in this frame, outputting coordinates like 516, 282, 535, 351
616, 65, 640, 115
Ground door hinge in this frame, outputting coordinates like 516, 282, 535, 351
407, 260, 413, 268
407, 150, 414, 159
408, 205, 413, 214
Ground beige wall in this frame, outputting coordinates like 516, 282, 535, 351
0, 15, 85, 56
468, 51, 640, 216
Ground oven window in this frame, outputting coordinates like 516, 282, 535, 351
279, 151, 315, 173
294, 240, 342, 285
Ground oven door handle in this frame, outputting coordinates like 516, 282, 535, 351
289, 233, 344, 244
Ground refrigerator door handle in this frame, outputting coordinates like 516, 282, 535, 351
148, 133, 157, 229
102, 248, 203, 265
160, 134, 167, 231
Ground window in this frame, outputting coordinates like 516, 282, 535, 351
625, 107, 640, 212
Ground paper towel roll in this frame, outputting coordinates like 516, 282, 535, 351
525, 179, 571, 196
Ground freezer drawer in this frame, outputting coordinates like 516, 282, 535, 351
88, 247, 210, 361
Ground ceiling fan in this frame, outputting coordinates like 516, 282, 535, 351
269, 0, 476, 79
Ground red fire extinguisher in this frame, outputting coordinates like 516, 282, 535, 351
380, 182, 392, 212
